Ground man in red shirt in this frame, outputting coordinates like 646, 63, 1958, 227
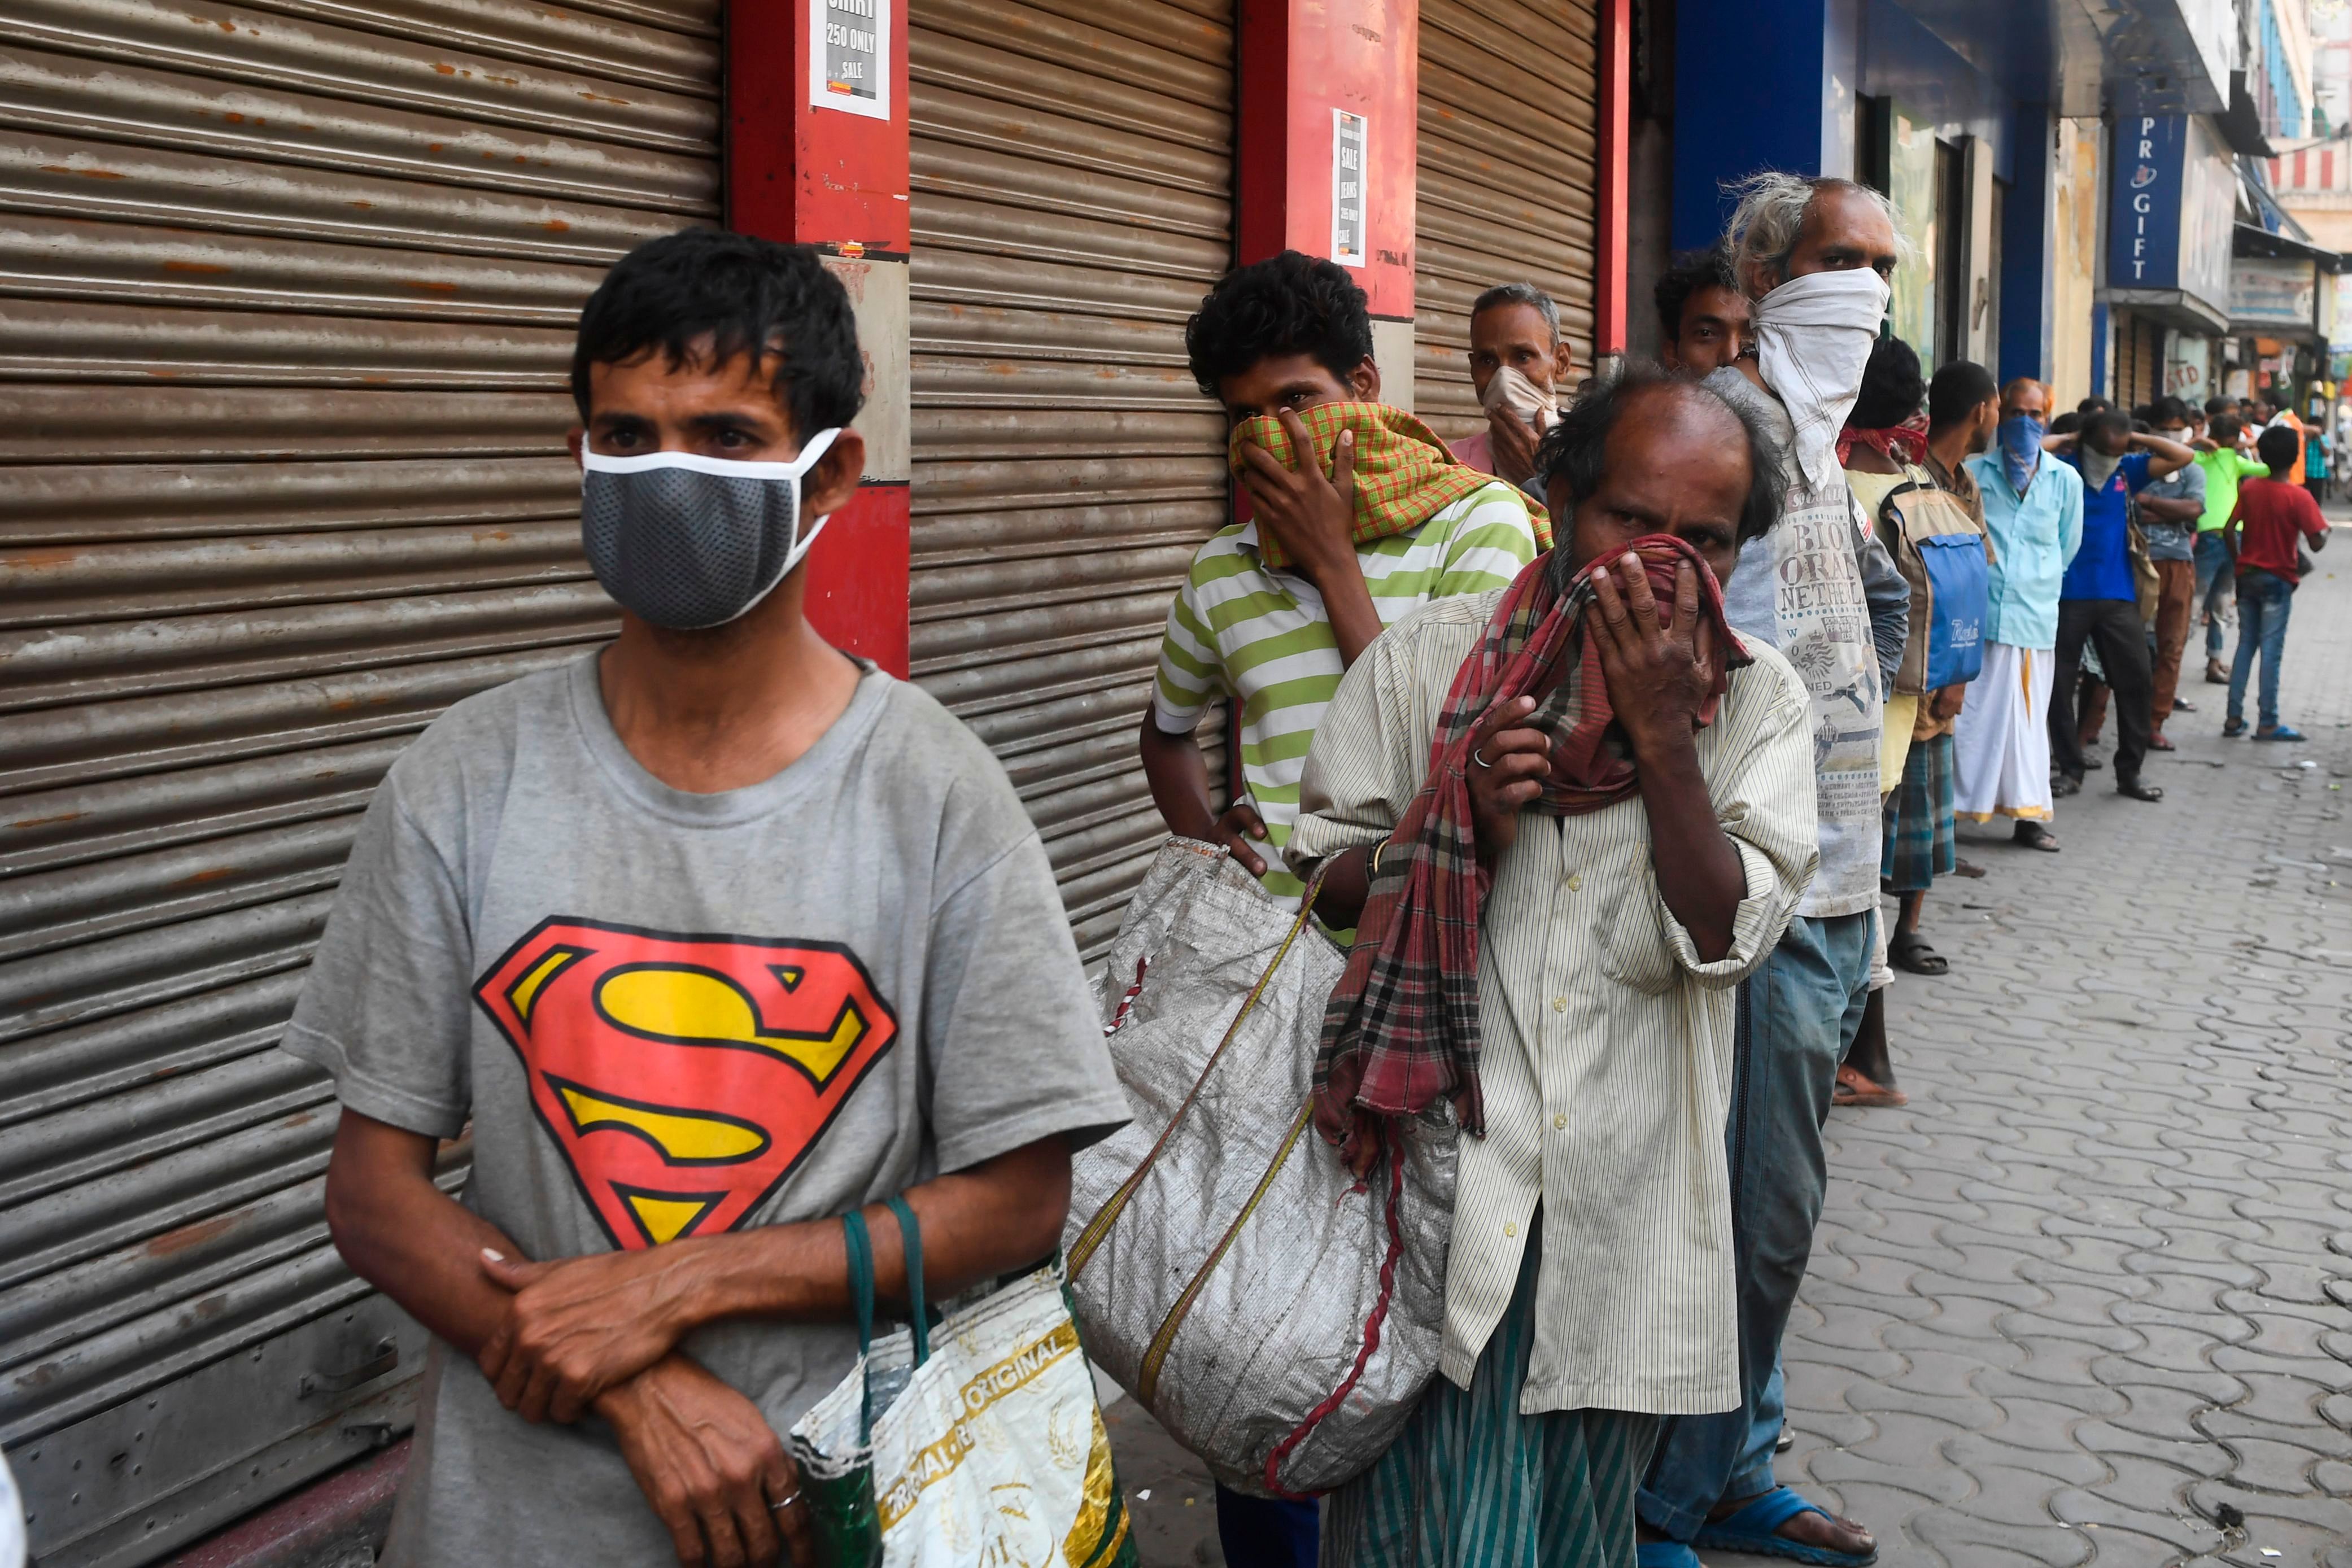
2221, 423, 2332, 741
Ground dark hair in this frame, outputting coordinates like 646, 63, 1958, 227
2257, 423, 2301, 469
1471, 282, 1560, 343
1847, 336, 1924, 430
2210, 413, 2244, 443
2150, 395, 2192, 426
2077, 396, 2113, 414
1653, 247, 1742, 342
1927, 360, 1997, 429
1535, 361, 1787, 545
2049, 411, 2082, 435
570, 229, 865, 433
1185, 251, 1373, 398
2205, 395, 2233, 418
2080, 409, 2132, 447
2129, 403, 2156, 426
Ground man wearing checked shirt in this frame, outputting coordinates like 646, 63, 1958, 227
1141, 251, 1546, 915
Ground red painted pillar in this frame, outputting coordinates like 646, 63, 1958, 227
1595, 0, 1632, 374
1237, 0, 1419, 408
727, 0, 913, 675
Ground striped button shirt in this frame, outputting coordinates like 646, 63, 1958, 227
1151, 484, 1542, 906
1286, 592, 1821, 1415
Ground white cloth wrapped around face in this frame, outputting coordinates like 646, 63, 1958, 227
1750, 267, 1890, 492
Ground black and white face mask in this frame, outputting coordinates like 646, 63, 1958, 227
579, 427, 841, 630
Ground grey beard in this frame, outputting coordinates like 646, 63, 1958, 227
1543, 541, 1581, 597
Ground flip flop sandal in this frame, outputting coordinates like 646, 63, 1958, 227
1637, 1544, 1703, 1568
1692, 1487, 1879, 1566
2222, 719, 2247, 738
1953, 858, 1987, 879
1834, 1064, 1909, 1108
2252, 726, 2306, 742
2148, 733, 2176, 751
1888, 931, 1948, 976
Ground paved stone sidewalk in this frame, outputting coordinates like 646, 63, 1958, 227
1738, 545, 2352, 1567
1115, 544, 2352, 1568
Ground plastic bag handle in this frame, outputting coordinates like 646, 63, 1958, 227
842, 1209, 878, 1442
885, 1195, 929, 1368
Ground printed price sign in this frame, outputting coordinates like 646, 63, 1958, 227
1332, 109, 1367, 269
810, 0, 891, 120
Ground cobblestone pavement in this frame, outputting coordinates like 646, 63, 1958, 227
1114, 537, 2352, 1568
1740, 538, 2352, 1567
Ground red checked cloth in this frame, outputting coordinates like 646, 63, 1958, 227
1310, 535, 1749, 1169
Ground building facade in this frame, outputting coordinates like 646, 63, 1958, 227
1638, 0, 2273, 414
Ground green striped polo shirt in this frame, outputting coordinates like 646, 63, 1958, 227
1151, 481, 1543, 906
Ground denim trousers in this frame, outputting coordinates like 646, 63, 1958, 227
1636, 909, 1876, 1541
2227, 570, 2295, 730
2193, 531, 2233, 658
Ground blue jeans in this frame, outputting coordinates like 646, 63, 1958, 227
1216, 1486, 1317, 1567
2194, 531, 2233, 659
2227, 569, 2294, 730
1637, 910, 1875, 1541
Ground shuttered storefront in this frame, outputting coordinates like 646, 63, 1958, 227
0, 4, 718, 1562
1413, 0, 1599, 444
2113, 311, 2163, 412
907, 0, 1233, 960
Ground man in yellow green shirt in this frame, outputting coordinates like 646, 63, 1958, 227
2193, 410, 2269, 684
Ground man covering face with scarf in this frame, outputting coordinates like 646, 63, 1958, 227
1635, 173, 1908, 1568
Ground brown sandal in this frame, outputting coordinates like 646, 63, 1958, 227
1834, 1064, 1909, 1107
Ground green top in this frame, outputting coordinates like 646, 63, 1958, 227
2195, 447, 2270, 532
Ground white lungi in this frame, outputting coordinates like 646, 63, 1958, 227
1953, 641, 2054, 822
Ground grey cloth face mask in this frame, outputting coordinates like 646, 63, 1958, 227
580, 428, 841, 630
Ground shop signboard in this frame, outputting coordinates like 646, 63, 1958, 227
810, 0, 890, 119
1330, 110, 1367, 268
2165, 334, 2212, 401
2110, 115, 2235, 320
2231, 257, 2319, 330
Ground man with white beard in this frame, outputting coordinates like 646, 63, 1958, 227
1635, 174, 1909, 1568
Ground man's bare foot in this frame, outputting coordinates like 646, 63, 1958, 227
1700, 1488, 1877, 1561
1774, 1505, 1874, 1557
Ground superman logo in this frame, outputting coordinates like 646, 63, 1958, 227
473, 918, 897, 1250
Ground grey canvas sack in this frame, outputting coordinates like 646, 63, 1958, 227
1062, 838, 1457, 1498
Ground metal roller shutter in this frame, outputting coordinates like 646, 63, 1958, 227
907, 0, 1234, 960
1413, 0, 1599, 442
0, 2, 718, 1562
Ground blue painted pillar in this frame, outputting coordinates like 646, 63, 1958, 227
1998, 103, 2055, 386
1670, 0, 1832, 251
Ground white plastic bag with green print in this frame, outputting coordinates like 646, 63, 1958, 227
787, 1196, 1134, 1568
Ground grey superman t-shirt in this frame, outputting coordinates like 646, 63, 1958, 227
281, 652, 1129, 1567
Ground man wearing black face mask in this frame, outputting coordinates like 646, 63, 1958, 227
280, 231, 1132, 1568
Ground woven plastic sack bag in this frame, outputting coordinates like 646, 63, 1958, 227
1064, 838, 1456, 1499
789, 1198, 1133, 1568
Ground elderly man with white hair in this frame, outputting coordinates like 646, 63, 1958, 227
1634, 173, 1910, 1568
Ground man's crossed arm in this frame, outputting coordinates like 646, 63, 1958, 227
325, 1112, 1071, 1568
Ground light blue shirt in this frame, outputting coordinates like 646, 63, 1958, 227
1964, 450, 2083, 652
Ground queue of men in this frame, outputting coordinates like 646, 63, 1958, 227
277, 172, 2329, 1568
1150, 169, 2328, 1567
